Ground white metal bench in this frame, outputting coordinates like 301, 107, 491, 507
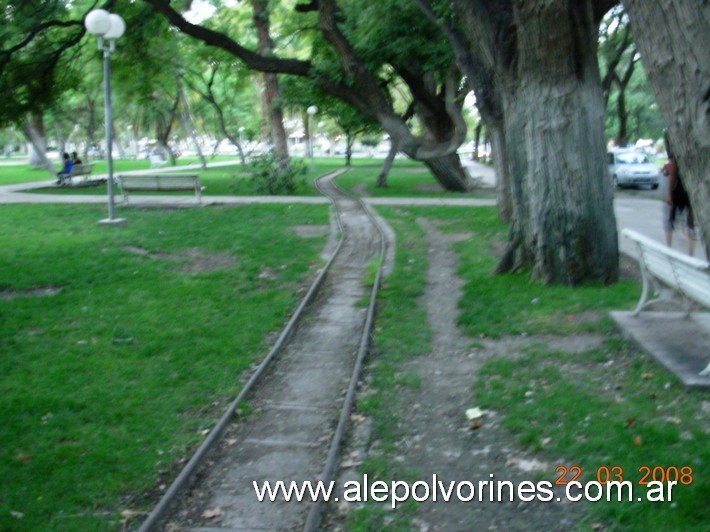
623, 228, 710, 316
58, 163, 96, 186
117, 173, 204, 204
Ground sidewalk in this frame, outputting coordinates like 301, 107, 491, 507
1, 160, 705, 260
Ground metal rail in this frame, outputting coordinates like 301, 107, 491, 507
303, 174, 388, 531
138, 169, 349, 531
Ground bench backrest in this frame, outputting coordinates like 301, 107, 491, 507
70, 163, 94, 175
623, 228, 710, 307
118, 174, 200, 191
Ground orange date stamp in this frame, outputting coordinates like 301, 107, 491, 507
555, 465, 694, 486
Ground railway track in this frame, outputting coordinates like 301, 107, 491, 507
138, 170, 389, 531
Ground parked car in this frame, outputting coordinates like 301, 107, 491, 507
607, 150, 660, 189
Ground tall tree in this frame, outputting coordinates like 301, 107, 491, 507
622, 0, 710, 253
419, 0, 619, 284
145, 0, 619, 284
599, 8, 640, 147
143, 0, 470, 192
250, 0, 290, 171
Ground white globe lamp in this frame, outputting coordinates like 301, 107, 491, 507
85, 9, 111, 36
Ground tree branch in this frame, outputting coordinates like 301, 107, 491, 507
143, 0, 311, 76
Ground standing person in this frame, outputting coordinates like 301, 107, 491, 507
663, 135, 695, 256
71, 151, 82, 165
56, 152, 73, 185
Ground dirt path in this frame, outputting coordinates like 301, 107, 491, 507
331, 219, 608, 530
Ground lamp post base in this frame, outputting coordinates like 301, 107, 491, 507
98, 217, 127, 226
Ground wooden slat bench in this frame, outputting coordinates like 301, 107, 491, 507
623, 228, 710, 316
58, 163, 96, 187
117, 173, 204, 204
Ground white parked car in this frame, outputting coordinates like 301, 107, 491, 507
607, 150, 660, 189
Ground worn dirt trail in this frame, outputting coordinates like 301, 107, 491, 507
328, 219, 602, 530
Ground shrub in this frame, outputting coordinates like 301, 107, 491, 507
237, 154, 306, 195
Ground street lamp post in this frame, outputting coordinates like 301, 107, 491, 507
307, 105, 318, 172
85, 9, 126, 226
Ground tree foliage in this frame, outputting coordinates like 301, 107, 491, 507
0, 0, 100, 125
599, 6, 664, 146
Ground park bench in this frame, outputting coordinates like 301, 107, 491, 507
116, 173, 204, 204
623, 228, 710, 316
58, 163, 97, 187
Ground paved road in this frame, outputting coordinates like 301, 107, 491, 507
461, 159, 706, 261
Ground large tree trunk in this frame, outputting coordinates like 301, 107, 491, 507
622, 0, 710, 250
615, 56, 637, 147
54, 121, 66, 157
22, 113, 54, 175
423, 153, 469, 192
178, 80, 207, 170
155, 94, 179, 166
377, 140, 398, 188
487, 120, 512, 223
251, 0, 290, 172
472, 122, 482, 161
345, 132, 353, 166
497, 0, 618, 284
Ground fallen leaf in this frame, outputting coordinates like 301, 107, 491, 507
121, 510, 139, 519
625, 417, 636, 428
541, 437, 552, 446
469, 422, 482, 430
465, 407, 484, 420
16, 454, 31, 463
641, 372, 653, 380
340, 459, 363, 468
202, 507, 222, 519
225, 438, 237, 446
591, 523, 604, 531
665, 417, 682, 425
633, 435, 643, 447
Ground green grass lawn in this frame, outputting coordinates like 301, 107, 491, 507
335, 159, 490, 199
1, 157, 488, 200
6, 158, 345, 197
349, 205, 708, 531
0, 156, 227, 186
0, 202, 329, 530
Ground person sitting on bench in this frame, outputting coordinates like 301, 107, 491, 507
56, 152, 73, 185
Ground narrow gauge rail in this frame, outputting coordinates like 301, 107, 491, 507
139, 172, 387, 532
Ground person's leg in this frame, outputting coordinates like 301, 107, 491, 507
665, 204, 675, 247
687, 207, 696, 256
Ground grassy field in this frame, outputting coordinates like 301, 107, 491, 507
0, 156, 227, 186
4, 158, 344, 197
0, 203, 329, 530
348, 206, 708, 531
4, 163, 703, 530
334, 160, 491, 198
0, 157, 490, 200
